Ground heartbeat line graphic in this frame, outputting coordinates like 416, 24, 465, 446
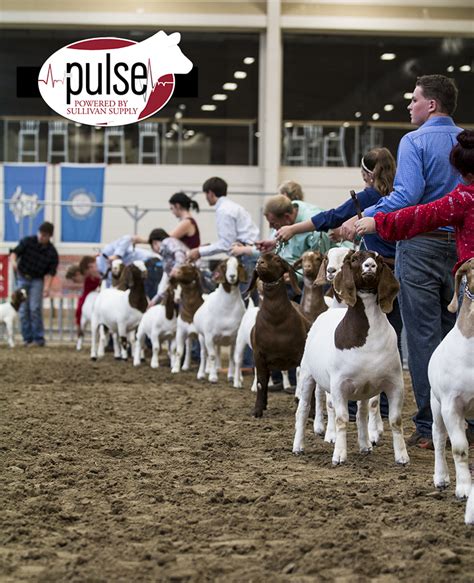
39, 59, 174, 98
38, 64, 66, 87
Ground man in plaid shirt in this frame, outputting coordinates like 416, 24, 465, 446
10, 222, 59, 347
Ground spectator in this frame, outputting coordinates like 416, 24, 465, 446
168, 191, 201, 249
342, 74, 462, 449
255, 194, 332, 277
279, 180, 304, 201
10, 221, 59, 347
65, 255, 101, 336
187, 177, 259, 262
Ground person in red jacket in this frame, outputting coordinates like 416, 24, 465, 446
66, 256, 101, 330
355, 130, 474, 274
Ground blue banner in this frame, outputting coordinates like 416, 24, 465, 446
61, 165, 105, 243
4, 164, 46, 241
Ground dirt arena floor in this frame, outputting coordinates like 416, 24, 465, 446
1, 346, 473, 582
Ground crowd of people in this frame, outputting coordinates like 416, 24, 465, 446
9, 74, 473, 451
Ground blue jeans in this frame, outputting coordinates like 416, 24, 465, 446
396, 237, 457, 437
16, 275, 45, 344
239, 255, 258, 367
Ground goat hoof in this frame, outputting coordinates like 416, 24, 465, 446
293, 449, 304, 456
114, 357, 121, 361
91, 357, 97, 361
253, 409, 263, 418
456, 485, 471, 499
360, 447, 372, 455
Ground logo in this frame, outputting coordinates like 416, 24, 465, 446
9, 186, 42, 224
68, 189, 96, 220
38, 31, 193, 127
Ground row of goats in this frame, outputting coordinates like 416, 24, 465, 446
46, 250, 474, 525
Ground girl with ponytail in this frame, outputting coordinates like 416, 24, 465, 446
168, 191, 201, 249
356, 130, 474, 274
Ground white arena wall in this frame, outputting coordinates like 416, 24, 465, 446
0, 164, 361, 255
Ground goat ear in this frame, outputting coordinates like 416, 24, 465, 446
293, 258, 303, 271
448, 261, 470, 313
285, 262, 302, 296
333, 261, 357, 307
213, 262, 226, 284
314, 257, 328, 287
245, 269, 258, 298
237, 264, 248, 284
377, 262, 400, 313
164, 288, 175, 320
126, 267, 135, 289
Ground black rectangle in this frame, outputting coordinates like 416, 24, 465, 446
17, 66, 41, 98
173, 66, 198, 98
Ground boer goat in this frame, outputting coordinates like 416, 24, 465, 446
293, 250, 409, 465
429, 258, 474, 515
0, 289, 27, 347
194, 257, 247, 383
293, 250, 328, 323
247, 253, 311, 417
169, 264, 205, 374
76, 291, 99, 351
91, 262, 147, 360
133, 285, 178, 369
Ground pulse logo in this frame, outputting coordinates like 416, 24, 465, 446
38, 31, 193, 126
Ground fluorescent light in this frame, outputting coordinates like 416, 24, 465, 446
223, 82, 238, 91
460, 65, 471, 72
212, 94, 228, 101
201, 104, 217, 112
165, 131, 173, 138
380, 53, 396, 61
243, 57, 255, 65
384, 104, 394, 112
354, 111, 362, 118
372, 113, 380, 121
343, 122, 350, 128
178, 104, 186, 111
404, 92, 413, 100
175, 111, 183, 119
447, 65, 454, 72
284, 122, 293, 128
234, 71, 247, 79
75, 122, 81, 127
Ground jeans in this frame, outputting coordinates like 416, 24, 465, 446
239, 255, 258, 367
396, 237, 457, 437
16, 275, 45, 344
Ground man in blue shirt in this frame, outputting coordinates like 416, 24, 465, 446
342, 74, 464, 448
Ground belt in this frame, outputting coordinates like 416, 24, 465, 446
417, 230, 456, 243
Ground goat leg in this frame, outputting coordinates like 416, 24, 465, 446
253, 356, 269, 418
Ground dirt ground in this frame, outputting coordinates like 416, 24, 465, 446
1, 346, 473, 583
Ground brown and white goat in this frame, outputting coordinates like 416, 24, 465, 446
293, 250, 409, 465
429, 258, 474, 516
293, 250, 328, 323
169, 263, 205, 374
247, 253, 311, 417
194, 257, 247, 383
91, 262, 148, 360
0, 289, 27, 347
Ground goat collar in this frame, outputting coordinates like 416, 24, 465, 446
261, 275, 285, 289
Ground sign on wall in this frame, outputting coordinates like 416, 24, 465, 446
3, 164, 47, 241
61, 165, 105, 243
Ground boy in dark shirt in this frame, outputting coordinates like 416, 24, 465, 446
10, 222, 59, 347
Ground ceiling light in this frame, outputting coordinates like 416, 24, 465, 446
243, 57, 255, 65
94, 126, 102, 130
372, 113, 380, 121
234, 71, 247, 79
175, 111, 183, 119
254, 132, 260, 138
384, 104, 394, 112
404, 92, 413, 100
178, 104, 186, 111
201, 104, 217, 112
284, 122, 293, 128
75, 122, 81, 127
354, 111, 362, 118
380, 53, 396, 61
223, 82, 237, 91
447, 65, 455, 72
165, 131, 174, 139
212, 94, 228, 101
343, 122, 350, 128
460, 65, 471, 72
185, 130, 195, 138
